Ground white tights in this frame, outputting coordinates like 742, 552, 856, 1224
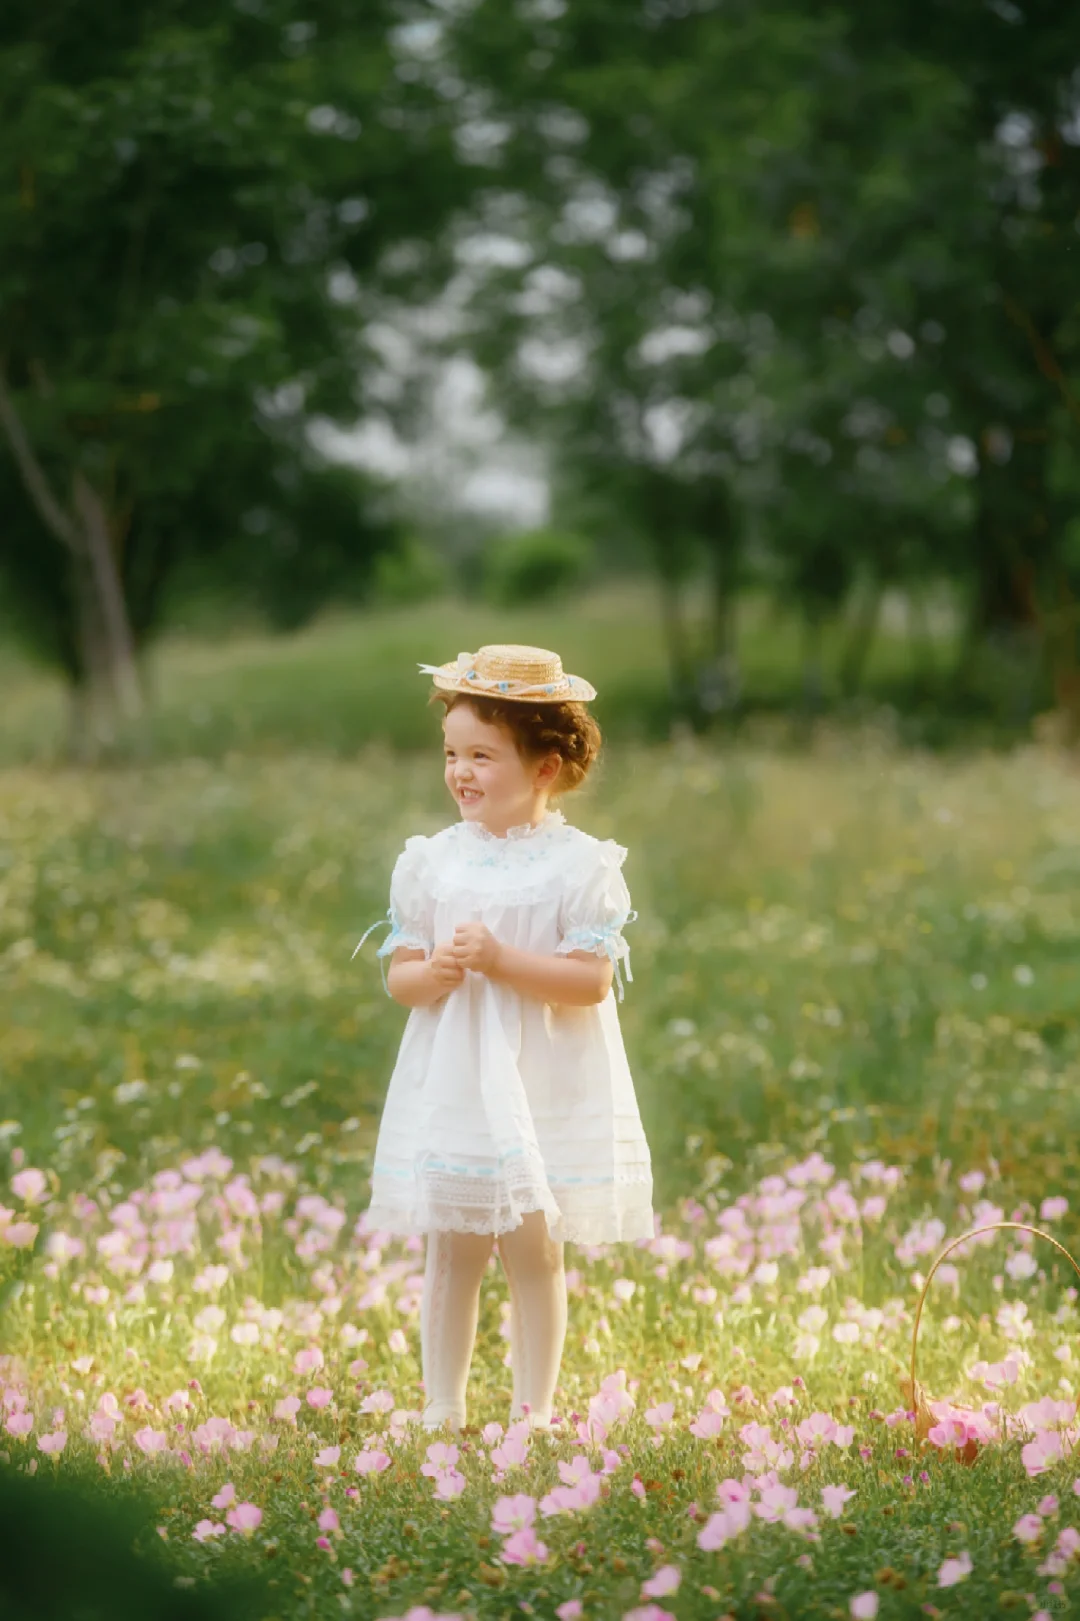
419, 1210, 568, 1434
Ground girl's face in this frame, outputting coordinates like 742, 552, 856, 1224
442, 702, 559, 836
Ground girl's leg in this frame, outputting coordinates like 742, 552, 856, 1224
496, 1210, 567, 1430
420, 1227, 496, 1433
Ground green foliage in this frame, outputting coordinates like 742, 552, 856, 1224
0, 0, 473, 690
481, 528, 595, 607
371, 535, 451, 608
443, 0, 1080, 713
0, 1467, 264, 1620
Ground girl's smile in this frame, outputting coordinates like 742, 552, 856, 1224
442, 702, 559, 836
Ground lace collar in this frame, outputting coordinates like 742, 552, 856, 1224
460, 807, 566, 844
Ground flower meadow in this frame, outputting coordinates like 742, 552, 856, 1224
2, 738, 1080, 1619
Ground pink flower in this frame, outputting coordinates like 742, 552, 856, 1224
211, 1483, 236, 1510
697, 1499, 751, 1550
306, 1387, 333, 1409
644, 1402, 675, 1431
421, 1442, 460, 1477
822, 1484, 856, 1518
557, 1456, 592, 1487
354, 1448, 391, 1475
273, 1395, 302, 1425
850, 1595, 879, 1620
1023, 1431, 1065, 1478
314, 1446, 341, 1469
192, 1520, 226, 1542
1038, 1494, 1059, 1516
317, 1507, 340, 1534
539, 1483, 586, 1518
754, 1482, 799, 1523
927, 1419, 968, 1449
556, 1604, 584, 1621
642, 1565, 681, 1598
37, 1431, 67, 1455
490, 1433, 531, 1473
434, 1469, 466, 1500
359, 1388, 394, 1414
340, 1569, 354, 1588
11, 1168, 47, 1204
796, 1412, 836, 1447
1014, 1514, 1043, 1544
133, 1427, 168, 1455
226, 1502, 263, 1535
5, 1412, 33, 1438
784, 1506, 818, 1533
622, 1607, 676, 1621
388, 1329, 408, 1354
937, 1551, 973, 1587
293, 1347, 324, 1377
492, 1494, 537, 1535
2, 1221, 38, 1249
500, 1527, 549, 1567
1041, 1196, 1069, 1221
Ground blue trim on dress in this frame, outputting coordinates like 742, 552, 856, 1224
352, 909, 431, 997
558, 908, 638, 1001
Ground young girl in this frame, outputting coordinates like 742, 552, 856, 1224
355, 643, 654, 1436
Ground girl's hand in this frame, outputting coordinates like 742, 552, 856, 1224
429, 941, 466, 992
452, 922, 503, 976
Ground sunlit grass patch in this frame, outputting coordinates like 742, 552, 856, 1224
2, 737, 1080, 1615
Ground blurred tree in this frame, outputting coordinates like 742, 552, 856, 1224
481, 527, 594, 606
0, 0, 467, 752
442, 0, 1080, 725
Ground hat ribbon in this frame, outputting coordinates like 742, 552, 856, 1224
417, 651, 568, 694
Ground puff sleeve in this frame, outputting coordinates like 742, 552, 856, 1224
353, 836, 435, 996
554, 839, 638, 1002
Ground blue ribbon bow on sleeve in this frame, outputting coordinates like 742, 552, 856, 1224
352, 910, 411, 997
560, 908, 638, 1002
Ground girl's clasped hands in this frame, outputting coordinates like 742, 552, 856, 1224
428, 923, 503, 992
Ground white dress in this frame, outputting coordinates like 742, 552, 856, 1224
356, 807, 655, 1246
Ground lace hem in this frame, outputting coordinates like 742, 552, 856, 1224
365, 1148, 652, 1244
363, 1189, 656, 1246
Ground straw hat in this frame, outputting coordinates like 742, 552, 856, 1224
417, 644, 597, 703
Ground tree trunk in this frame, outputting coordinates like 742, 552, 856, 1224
72, 472, 143, 723
0, 371, 144, 754
699, 488, 741, 714
659, 571, 696, 714
69, 549, 117, 760
839, 576, 883, 697
801, 612, 824, 713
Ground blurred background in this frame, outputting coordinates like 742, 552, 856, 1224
2, 0, 1079, 762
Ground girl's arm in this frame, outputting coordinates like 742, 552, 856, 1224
386, 946, 450, 1009
487, 945, 614, 1008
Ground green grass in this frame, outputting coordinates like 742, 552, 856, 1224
0, 579, 1017, 768
2, 727, 1080, 1618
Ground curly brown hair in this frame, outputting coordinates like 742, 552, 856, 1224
430, 690, 602, 799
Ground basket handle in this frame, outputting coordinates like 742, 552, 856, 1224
910, 1220, 1080, 1420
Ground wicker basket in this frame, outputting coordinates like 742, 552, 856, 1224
904, 1220, 1080, 1441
